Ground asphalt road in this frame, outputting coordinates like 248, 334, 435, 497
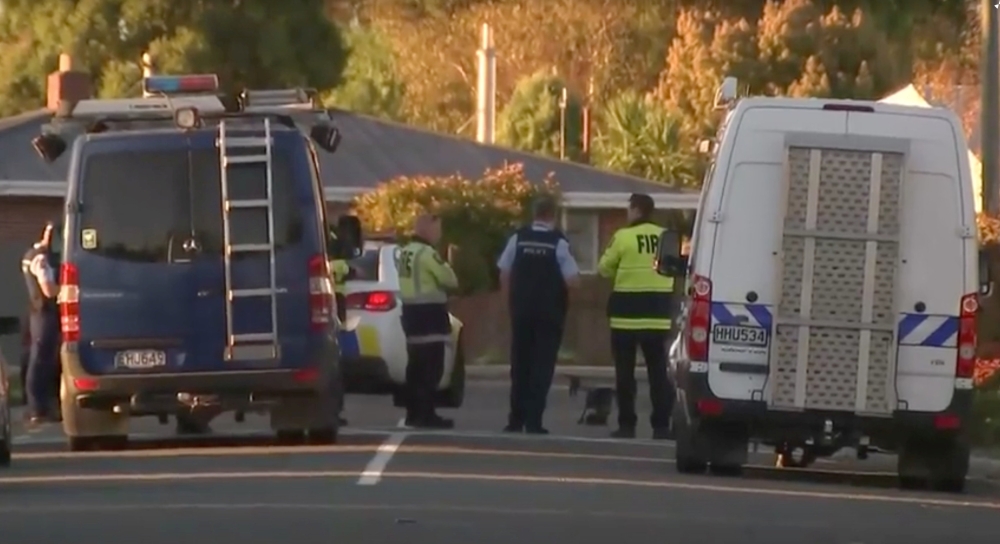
3, 379, 1000, 544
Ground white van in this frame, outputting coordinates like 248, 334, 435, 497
658, 80, 984, 492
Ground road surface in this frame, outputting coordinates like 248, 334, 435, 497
3, 379, 1000, 544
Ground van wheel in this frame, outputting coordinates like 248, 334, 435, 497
308, 427, 338, 445
276, 430, 306, 445
68, 435, 128, 452
0, 440, 10, 468
898, 436, 970, 493
673, 410, 707, 474
437, 333, 466, 409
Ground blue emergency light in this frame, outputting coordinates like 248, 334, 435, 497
142, 74, 220, 95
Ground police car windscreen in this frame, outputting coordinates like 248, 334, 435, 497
79, 148, 301, 262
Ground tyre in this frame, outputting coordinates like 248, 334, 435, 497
897, 435, 970, 493
60, 376, 128, 451
307, 427, 338, 445
673, 409, 707, 474
437, 333, 466, 409
68, 435, 128, 452
276, 430, 306, 445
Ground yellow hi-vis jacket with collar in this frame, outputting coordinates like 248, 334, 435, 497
397, 238, 459, 344
329, 259, 349, 294
597, 221, 675, 330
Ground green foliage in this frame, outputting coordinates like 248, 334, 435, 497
351, 164, 559, 294
323, 25, 406, 120
0, 0, 347, 115
592, 90, 699, 188
497, 71, 583, 160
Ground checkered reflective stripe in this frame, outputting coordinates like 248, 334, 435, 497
897, 314, 959, 348
710, 302, 773, 328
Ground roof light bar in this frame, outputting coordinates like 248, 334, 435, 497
65, 96, 227, 117
143, 74, 220, 95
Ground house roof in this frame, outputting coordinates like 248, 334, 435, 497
0, 107, 699, 209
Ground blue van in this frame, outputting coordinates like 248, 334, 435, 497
32, 77, 360, 451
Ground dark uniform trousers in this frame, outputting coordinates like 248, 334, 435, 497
509, 315, 563, 429
22, 246, 59, 418
611, 329, 675, 430
401, 303, 450, 419
507, 226, 568, 429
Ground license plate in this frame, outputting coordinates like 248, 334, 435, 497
115, 350, 166, 369
712, 325, 768, 347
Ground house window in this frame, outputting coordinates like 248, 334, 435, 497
562, 209, 599, 274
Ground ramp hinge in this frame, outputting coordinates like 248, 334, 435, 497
708, 210, 723, 223
958, 225, 975, 239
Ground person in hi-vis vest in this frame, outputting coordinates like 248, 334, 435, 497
597, 193, 675, 440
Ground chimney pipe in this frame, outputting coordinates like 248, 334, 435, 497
141, 52, 156, 97
58, 53, 73, 72
475, 23, 496, 144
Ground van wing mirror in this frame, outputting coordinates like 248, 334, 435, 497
0, 316, 20, 336
980, 249, 993, 297
310, 123, 341, 154
655, 229, 687, 277
333, 215, 363, 259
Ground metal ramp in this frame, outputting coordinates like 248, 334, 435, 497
768, 144, 905, 415
218, 118, 280, 361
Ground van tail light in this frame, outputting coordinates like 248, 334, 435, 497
956, 292, 978, 380
58, 263, 80, 342
686, 274, 712, 362
308, 255, 333, 331
346, 291, 397, 312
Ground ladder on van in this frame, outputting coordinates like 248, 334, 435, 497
768, 144, 905, 415
218, 118, 280, 361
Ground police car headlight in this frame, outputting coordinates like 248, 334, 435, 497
174, 107, 200, 129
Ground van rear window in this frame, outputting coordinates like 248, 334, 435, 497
78, 148, 302, 262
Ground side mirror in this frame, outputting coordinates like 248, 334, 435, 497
655, 229, 686, 276
31, 133, 67, 163
0, 316, 20, 336
980, 249, 993, 297
332, 215, 363, 259
310, 123, 341, 154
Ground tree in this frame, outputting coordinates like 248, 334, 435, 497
0, 0, 347, 115
592, 90, 698, 187
323, 25, 406, 121
497, 71, 583, 160
655, 1, 900, 140
351, 164, 558, 294
364, 0, 677, 135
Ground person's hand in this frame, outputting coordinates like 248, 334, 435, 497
446, 244, 458, 264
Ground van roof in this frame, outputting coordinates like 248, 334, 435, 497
732, 97, 962, 123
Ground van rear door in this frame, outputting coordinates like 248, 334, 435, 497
186, 130, 316, 371
71, 137, 199, 375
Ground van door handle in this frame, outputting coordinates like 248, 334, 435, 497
182, 238, 201, 253
197, 290, 211, 297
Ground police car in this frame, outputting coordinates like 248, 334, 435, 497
339, 240, 466, 409
31, 74, 361, 451
0, 316, 16, 466
660, 77, 983, 492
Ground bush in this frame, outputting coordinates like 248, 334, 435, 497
352, 163, 559, 295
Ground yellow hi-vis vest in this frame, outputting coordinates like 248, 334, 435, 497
397, 238, 458, 344
329, 259, 349, 294
597, 221, 675, 330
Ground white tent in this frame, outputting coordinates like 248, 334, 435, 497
878, 84, 984, 213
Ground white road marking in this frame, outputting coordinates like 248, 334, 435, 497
357, 433, 407, 486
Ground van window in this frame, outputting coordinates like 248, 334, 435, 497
78, 151, 191, 263
78, 147, 303, 262
189, 149, 303, 255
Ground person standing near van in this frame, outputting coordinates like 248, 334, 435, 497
497, 197, 580, 434
597, 194, 675, 440
397, 213, 459, 428
21, 222, 61, 425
